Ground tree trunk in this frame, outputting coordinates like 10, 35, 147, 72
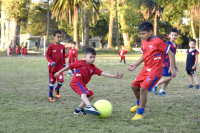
9, 18, 19, 53
107, 0, 115, 49
74, 3, 79, 50
154, 11, 159, 36
69, 3, 71, 26
84, 8, 89, 50
191, 14, 198, 49
122, 33, 131, 50
99, 36, 102, 49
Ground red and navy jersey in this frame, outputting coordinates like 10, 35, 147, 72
141, 36, 170, 77
163, 40, 177, 68
15, 47, 19, 54
69, 60, 103, 86
119, 50, 127, 57
186, 49, 199, 71
65, 48, 78, 63
46, 43, 66, 73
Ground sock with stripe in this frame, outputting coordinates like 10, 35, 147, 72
136, 108, 145, 115
55, 82, 63, 91
49, 84, 54, 97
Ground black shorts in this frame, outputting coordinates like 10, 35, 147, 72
187, 70, 196, 75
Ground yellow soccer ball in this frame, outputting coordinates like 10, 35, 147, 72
93, 100, 112, 118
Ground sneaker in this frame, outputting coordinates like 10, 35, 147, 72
48, 97, 55, 102
196, 84, 200, 89
152, 86, 157, 95
187, 84, 194, 89
131, 113, 143, 120
84, 106, 100, 116
158, 92, 167, 96
55, 90, 60, 99
130, 105, 139, 112
74, 108, 86, 115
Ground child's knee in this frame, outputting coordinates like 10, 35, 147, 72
90, 94, 95, 99
140, 87, 147, 94
132, 86, 139, 91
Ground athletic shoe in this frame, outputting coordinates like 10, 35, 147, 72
55, 90, 60, 99
84, 106, 100, 116
152, 86, 157, 95
158, 92, 167, 96
130, 105, 139, 112
131, 113, 143, 120
74, 108, 86, 115
196, 84, 200, 89
48, 97, 55, 102
187, 84, 193, 89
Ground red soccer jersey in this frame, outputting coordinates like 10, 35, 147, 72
24, 48, 27, 55
46, 43, 66, 73
65, 48, 78, 63
69, 60, 103, 86
15, 47, 19, 54
141, 36, 170, 77
118, 50, 127, 57
20, 48, 24, 54
9, 48, 12, 54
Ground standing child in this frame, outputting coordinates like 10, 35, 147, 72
128, 21, 176, 120
20, 45, 24, 57
54, 48, 123, 115
65, 41, 78, 76
46, 30, 66, 102
15, 45, 19, 57
119, 46, 128, 65
24, 47, 27, 57
9, 46, 12, 57
152, 28, 179, 95
186, 39, 200, 89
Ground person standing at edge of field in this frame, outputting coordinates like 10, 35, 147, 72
152, 28, 179, 96
24, 46, 27, 57
119, 45, 128, 65
9, 46, 12, 57
20, 45, 25, 57
15, 45, 19, 57
186, 39, 200, 89
128, 21, 177, 120
54, 48, 123, 116
46, 30, 66, 102
65, 41, 78, 76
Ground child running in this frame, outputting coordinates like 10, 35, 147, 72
46, 30, 66, 102
152, 28, 179, 95
128, 21, 176, 120
119, 46, 128, 65
186, 39, 200, 89
54, 48, 123, 115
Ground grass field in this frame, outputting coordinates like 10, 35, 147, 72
0, 53, 200, 133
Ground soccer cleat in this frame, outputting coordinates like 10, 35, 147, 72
196, 84, 200, 89
130, 105, 139, 112
48, 97, 55, 102
131, 113, 143, 120
158, 92, 167, 96
84, 106, 100, 116
152, 86, 157, 95
187, 84, 194, 89
74, 108, 87, 115
55, 90, 60, 99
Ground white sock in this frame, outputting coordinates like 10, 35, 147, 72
159, 89, 164, 93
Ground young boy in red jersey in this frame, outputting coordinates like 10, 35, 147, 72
46, 30, 66, 102
65, 41, 78, 76
128, 21, 177, 120
153, 28, 179, 96
20, 45, 25, 57
24, 46, 27, 57
55, 48, 123, 115
9, 46, 12, 56
119, 46, 128, 65
15, 45, 19, 57
186, 39, 200, 89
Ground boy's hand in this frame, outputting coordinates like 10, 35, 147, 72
192, 66, 196, 70
168, 67, 177, 78
116, 72, 124, 79
54, 72, 60, 77
175, 66, 179, 72
128, 64, 137, 71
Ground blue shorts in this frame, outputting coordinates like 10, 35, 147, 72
162, 67, 172, 77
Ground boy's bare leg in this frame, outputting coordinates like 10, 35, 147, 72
139, 87, 148, 108
193, 74, 199, 84
157, 77, 172, 86
79, 94, 94, 108
189, 75, 193, 85
132, 86, 140, 101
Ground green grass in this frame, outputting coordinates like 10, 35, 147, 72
0, 53, 200, 133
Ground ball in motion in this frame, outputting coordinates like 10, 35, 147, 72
93, 100, 112, 118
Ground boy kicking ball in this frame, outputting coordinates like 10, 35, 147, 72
54, 48, 123, 115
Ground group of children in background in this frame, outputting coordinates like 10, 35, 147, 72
46, 21, 200, 121
9, 45, 27, 57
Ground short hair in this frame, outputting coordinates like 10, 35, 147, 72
85, 47, 96, 55
138, 21, 154, 32
53, 30, 62, 36
190, 39, 196, 44
170, 28, 178, 34
71, 41, 76, 45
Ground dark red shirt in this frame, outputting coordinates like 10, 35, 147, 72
15, 47, 19, 54
119, 50, 127, 57
65, 48, 78, 63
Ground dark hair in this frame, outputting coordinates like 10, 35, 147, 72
71, 41, 76, 45
138, 21, 154, 32
190, 39, 196, 44
170, 28, 178, 34
85, 47, 96, 55
53, 30, 62, 36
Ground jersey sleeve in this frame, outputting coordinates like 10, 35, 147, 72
195, 51, 199, 55
75, 50, 78, 61
65, 51, 69, 58
46, 45, 54, 64
125, 50, 128, 53
118, 50, 121, 55
93, 66, 103, 76
157, 40, 170, 54
69, 60, 79, 70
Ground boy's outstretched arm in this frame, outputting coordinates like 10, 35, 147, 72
54, 65, 70, 77
167, 50, 176, 78
128, 55, 144, 71
101, 72, 123, 79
